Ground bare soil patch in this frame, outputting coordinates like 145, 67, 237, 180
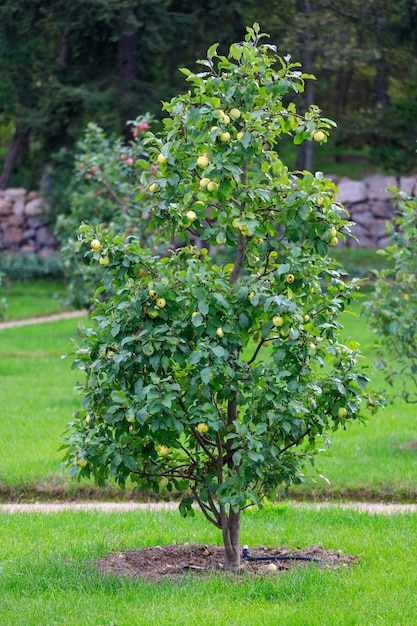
94, 543, 357, 582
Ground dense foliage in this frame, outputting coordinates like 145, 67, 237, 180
62, 26, 381, 570
365, 189, 417, 403
55, 117, 153, 307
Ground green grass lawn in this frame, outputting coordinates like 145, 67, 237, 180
0, 279, 71, 321
1, 277, 416, 624
1, 505, 416, 625
0, 279, 416, 502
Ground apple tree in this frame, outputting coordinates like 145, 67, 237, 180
364, 188, 417, 404
62, 24, 380, 570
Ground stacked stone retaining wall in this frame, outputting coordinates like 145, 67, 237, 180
334, 173, 417, 248
0, 174, 417, 253
0, 188, 57, 255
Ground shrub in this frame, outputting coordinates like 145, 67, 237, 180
0, 252, 63, 281
62, 24, 381, 570
364, 188, 417, 402
55, 117, 154, 308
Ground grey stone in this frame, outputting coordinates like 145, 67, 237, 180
13, 199, 25, 216
349, 208, 374, 227
3, 227, 23, 245
24, 198, 44, 216
373, 218, 390, 238
0, 199, 12, 216
35, 226, 57, 247
369, 200, 394, 219
337, 180, 367, 204
399, 176, 417, 195
7, 214, 24, 227
4, 188, 26, 200
364, 174, 397, 200
378, 236, 392, 248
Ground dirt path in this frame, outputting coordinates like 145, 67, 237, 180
0, 310, 87, 330
1, 501, 417, 514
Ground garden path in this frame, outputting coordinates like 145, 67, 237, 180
0, 310, 87, 330
1, 501, 416, 514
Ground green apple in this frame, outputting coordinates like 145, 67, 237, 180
148, 310, 159, 319
99, 255, 109, 266
157, 153, 167, 164
156, 298, 166, 308
338, 407, 347, 418
148, 290, 158, 299
219, 131, 231, 142
197, 155, 210, 168
90, 239, 101, 252
207, 181, 218, 192
200, 177, 210, 188
272, 315, 284, 327
230, 108, 241, 119
216, 327, 224, 338
149, 182, 158, 193
197, 423, 209, 434
313, 130, 325, 142
159, 445, 169, 456
186, 210, 197, 222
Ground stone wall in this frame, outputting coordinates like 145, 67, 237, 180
1, 174, 417, 253
0, 188, 58, 254
335, 173, 417, 248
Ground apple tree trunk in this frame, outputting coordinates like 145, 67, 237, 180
221, 507, 241, 571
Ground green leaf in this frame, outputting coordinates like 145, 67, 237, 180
229, 43, 242, 61
277, 263, 291, 275
191, 313, 203, 327
122, 454, 137, 471
212, 345, 225, 359
201, 367, 212, 384
198, 301, 209, 315
207, 43, 219, 59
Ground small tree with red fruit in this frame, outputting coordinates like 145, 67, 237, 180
62, 24, 380, 571
55, 117, 153, 308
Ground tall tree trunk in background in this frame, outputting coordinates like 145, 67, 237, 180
117, 22, 138, 138
0, 121, 24, 190
375, 9, 390, 108
118, 30, 138, 88
296, 0, 315, 171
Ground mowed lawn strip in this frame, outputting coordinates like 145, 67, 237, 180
1, 506, 416, 625
0, 279, 69, 321
1, 288, 416, 501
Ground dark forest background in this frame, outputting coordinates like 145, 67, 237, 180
1, 0, 416, 195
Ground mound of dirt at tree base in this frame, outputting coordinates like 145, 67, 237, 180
94, 543, 358, 582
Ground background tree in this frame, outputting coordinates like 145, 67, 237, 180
364, 189, 417, 404
54, 116, 153, 308
62, 26, 380, 571
2, 1, 417, 195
